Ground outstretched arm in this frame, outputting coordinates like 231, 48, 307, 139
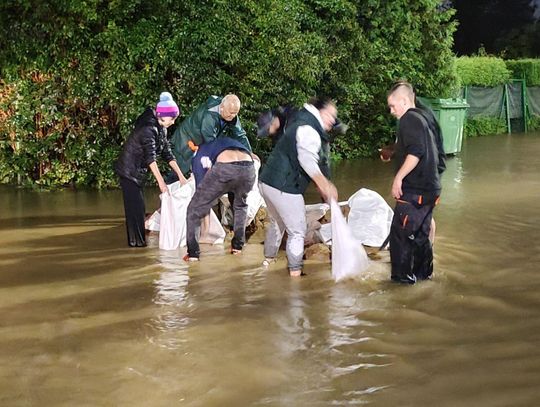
149, 161, 168, 194
296, 125, 338, 203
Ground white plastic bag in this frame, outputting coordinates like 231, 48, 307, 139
305, 202, 330, 223
199, 208, 226, 245
246, 159, 266, 224
347, 188, 393, 247
158, 179, 226, 250
145, 210, 161, 232
159, 180, 196, 250
317, 201, 347, 245
330, 199, 369, 282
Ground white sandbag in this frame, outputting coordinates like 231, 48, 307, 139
319, 222, 332, 245
305, 202, 330, 223
330, 199, 369, 282
159, 180, 196, 250
145, 210, 161, 232
246, 159, 265, 224
147, 180, 193, 233
347, 188, 393, 247
200, 208, 226, 244
218, 195, 233, 226
316, 201, 347, 245
159, 179, 226, 250
245, 193, 266, 225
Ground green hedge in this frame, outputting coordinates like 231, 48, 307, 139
506, 59, 540, 86
528, 116, 540, 131
464, 117, 507, 137
456, 56, 511, 87
455, 57, 540, 137
0, 0, 457, 188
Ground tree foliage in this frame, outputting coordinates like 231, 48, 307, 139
452, 0, 536, 56
0, 0, 457, 188
493, 24, 540, 59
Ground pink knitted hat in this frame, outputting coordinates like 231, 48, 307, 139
156, 92, 180, 117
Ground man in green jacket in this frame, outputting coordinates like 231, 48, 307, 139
169, 94, 252, 178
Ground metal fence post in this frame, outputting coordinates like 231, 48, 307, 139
503, 84, 511, 134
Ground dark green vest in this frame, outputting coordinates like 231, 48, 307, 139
260, 107, 330, 194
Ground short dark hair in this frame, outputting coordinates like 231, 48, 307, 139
308, 96, 335, 110
388, 80, 415, 98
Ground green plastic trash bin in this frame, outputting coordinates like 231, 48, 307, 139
418, 97, 469, 155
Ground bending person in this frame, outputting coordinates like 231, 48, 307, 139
169, 94, 254, 179
258, 97, 338, 277
184, 137, 256, 261
115, 92, 187, 247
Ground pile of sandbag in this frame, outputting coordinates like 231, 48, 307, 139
317, 188, 393, 248
306, 188, 394, 281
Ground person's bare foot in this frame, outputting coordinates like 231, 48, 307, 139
262, 257, 276, 267
182, 254, 199, 262
289, 268, 303, 277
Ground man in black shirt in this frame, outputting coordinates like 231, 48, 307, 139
386, 81, 445, 284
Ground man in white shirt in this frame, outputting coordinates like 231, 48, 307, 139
258, 97, 338, 277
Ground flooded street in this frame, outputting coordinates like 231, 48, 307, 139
1, 133, 540, 406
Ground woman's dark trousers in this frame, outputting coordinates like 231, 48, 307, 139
119, 178, 147, 247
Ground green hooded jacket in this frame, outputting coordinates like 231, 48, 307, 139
170, 95, 251, 176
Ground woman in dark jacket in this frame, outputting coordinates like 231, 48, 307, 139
115, 92, 187, 247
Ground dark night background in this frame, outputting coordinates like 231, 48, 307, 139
452, 0, 540, 57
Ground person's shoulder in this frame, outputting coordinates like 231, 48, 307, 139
401, 109, 427, 127
196, 140, 213, 155
134, 109, 159, 135
403, 108, 422, 119
134, 107, 156, 126
205, 95, 222, 108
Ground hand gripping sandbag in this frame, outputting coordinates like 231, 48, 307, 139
159, 180, 196, 250
245, 159, 265, 224
330, 199, 369, 282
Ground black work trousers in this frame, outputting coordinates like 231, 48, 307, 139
389, 192, 438, 284
119, 177, 147, 247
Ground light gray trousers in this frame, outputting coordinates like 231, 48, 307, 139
259, 182, 306, 270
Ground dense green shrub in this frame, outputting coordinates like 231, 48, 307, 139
456, 56, 511, 87
528, 115, 540, 131
0, 0, 457, 188
506, 59, 540, 86
464, 116, 507, 137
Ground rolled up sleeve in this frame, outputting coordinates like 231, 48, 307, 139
296, 125, 322, 178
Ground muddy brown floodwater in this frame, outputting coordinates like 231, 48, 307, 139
1, 132, 539, 406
